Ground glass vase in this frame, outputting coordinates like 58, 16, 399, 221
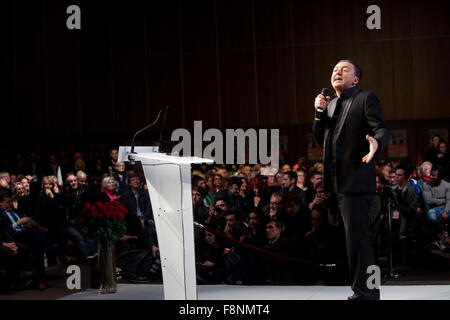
97, 240, 117, 294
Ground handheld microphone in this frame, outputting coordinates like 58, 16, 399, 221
317, 88, 329, 113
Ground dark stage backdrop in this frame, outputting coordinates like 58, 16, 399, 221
2, 0, 450, 164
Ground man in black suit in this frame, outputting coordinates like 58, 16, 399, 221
313, 59, 389, 300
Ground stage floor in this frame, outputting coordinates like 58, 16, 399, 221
61, 284, 450, 300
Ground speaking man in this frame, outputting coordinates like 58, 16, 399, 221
313, 59, 389, 300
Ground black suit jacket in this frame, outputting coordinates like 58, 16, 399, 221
313, 88, 389, 194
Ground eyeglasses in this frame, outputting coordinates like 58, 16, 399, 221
192, 193, 201, 196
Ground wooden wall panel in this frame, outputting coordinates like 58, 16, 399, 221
3, 0, 450, 149
219, 51, 257, 128
183, 52, 220, 129
256, 47, 295, 126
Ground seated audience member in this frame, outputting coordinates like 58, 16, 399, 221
222, 211, 246, 243
212, 173, 226, 194
281, 192, 310, 242
239, 210, 267, 284
391, 165, 419, 266
246, 177, 269, 212
281, 163, 291, 173
422, 165, 450, 223
66, 173, 89, 207
280, 171, 306, 205
192, 175, 214, 207
0, 172, 11, 189
192, 186, 209, 225
265, 192, 284, 221
63, 183, 97, 260
417, 161, 433, 190
101, 176, 120, 202
295, 169, 308, 192
436, 140, 449, 178
76, 171, 88, 188
0, 210, 32, 292
216, 176, 248, 219
113, 161, 128, 194
0, 188, 74, 290
242, 209, 266, 247
304, 170, 323, 206
206, 196, 228, 229
11, 182, 27, 212
425, 134, 441, 165
195, 226, 229, 284
262, 219, 295, 285
121, 173, 153, 229
307, 182, 332, 212
302, 206, 346, 284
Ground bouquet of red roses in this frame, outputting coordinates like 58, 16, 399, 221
82, 201, 127, 242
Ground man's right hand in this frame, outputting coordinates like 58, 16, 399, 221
314, 94, 331, 110
2, 242, 18, 255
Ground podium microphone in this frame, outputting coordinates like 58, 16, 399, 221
129, 109, 163, 164
158, 105, 171, 154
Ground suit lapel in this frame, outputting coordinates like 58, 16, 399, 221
335, 90, 359, 141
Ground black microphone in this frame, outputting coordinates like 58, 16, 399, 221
158, 105, 170, 154
129, 109, 163, 163
317, 88, 329, 113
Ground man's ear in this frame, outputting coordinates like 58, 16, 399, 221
353, 76, 360, 86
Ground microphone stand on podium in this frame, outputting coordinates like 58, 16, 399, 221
119, 108, 214, 300
384, 190, 400, 280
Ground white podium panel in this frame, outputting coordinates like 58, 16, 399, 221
123, 151, 213, 300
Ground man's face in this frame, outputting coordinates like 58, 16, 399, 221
229, 183, 240, 196
422, 164, 432, 178
394, 169, 406, 186
265, 222, 281, 241
77, 174, 87, 186
433, 136, 440, 147
225, 214, 238, 229
281, 174, 293, 189
129, 177, 140, 190
67, 175, 78, 190
431, 170, 441, 183
269, 195, 282, 213
282, 164, 291, 173
311, 210, 322, 229
0, 196, 13, 211
376, 177, 383, 193
331, 61, 359, 92
311, 174, 322, 188
285, 201, 300, 216
215, 200, 228, 213
243, 166, 251, 175
110, 149, 118, 162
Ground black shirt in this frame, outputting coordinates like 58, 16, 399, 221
325, 86, 358, 176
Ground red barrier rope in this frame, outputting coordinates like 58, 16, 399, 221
198, 223, 347, 268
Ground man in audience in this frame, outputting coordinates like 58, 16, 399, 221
305, 170, 323, 206
121, 173, 153, 229
280, 171, 306, 206
423, 165, 450, 223
391, 164, 419, 266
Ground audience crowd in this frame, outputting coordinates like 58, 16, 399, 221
0, 134, 449, 292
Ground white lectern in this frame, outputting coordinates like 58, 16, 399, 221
121, 149, 213, 300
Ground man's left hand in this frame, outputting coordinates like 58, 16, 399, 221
362, 135, 379, 163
